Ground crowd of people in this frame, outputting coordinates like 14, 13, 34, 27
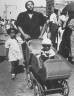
0, 17, 17, 34
45, 8, 74, 64
2, 0, 74, 79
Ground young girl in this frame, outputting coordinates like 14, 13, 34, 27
5, 28, 23, 80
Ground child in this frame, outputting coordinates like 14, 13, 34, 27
41, 38, 55, 61
5, 28, 24, 80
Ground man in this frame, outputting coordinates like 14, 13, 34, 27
16, 0, 46, 63
16, 0, 46, 40
49, 9, 58, 49
57, 11, 68, 51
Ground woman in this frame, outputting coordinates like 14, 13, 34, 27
67, 12, 74, 63
59, 11, 74, 64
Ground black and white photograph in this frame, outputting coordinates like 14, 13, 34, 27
0, 0, 74, 96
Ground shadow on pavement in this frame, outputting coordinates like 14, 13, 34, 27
12, 65, 25, 75
0, 42, 5, 45
0, 56, 6, 63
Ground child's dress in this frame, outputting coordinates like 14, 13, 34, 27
5, 37, 23, 62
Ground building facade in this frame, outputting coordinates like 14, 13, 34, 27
34, 6, 46, 16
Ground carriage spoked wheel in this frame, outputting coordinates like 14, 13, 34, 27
61, 80, 69, 96
27, 72, 33, 89
33, 83, 45, 96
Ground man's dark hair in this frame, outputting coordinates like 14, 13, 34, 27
25, 0, 34, 9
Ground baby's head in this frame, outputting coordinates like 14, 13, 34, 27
7, 28, 18, 38
42, 38, 52, 51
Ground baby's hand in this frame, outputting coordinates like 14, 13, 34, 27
42, 53, 48, 57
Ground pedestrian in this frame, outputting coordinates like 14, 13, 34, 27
15, 0, 46, 61
59, 11, 74, 64
67, 12, 74, 64
49, 9, 58, 49
5, 28, 24, 80
57, 11, 68, 51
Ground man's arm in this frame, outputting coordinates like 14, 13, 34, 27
16, 12, 31, 40
39, 23, 46, 38
38, 12, 46, 38
17, 26, 30, 40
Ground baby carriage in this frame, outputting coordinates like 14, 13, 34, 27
25, 39, 71, 96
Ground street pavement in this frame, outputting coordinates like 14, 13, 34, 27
0, 35, 74, 96
0, 45, 34, 96
0, 36, 34, 96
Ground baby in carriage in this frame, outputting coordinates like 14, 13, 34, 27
41, 38, 55, 61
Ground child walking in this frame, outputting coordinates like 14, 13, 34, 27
5, 28, 24, 80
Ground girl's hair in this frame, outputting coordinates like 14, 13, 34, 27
25, 0, 34, 9
7, 28, 18, 35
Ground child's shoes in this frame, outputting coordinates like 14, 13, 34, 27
11, 74, 16, 80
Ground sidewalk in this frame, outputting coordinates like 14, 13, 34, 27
0, 43, 33, 96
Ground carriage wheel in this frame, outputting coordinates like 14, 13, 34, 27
61, 80, 69, 96
34, 83, 40, 96
27, 72, 33, 89
33, 83, 45, 96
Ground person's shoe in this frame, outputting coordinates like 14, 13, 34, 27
11, 74, 16, 80
70, 61, 74, 64
68, 60, 74, 64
